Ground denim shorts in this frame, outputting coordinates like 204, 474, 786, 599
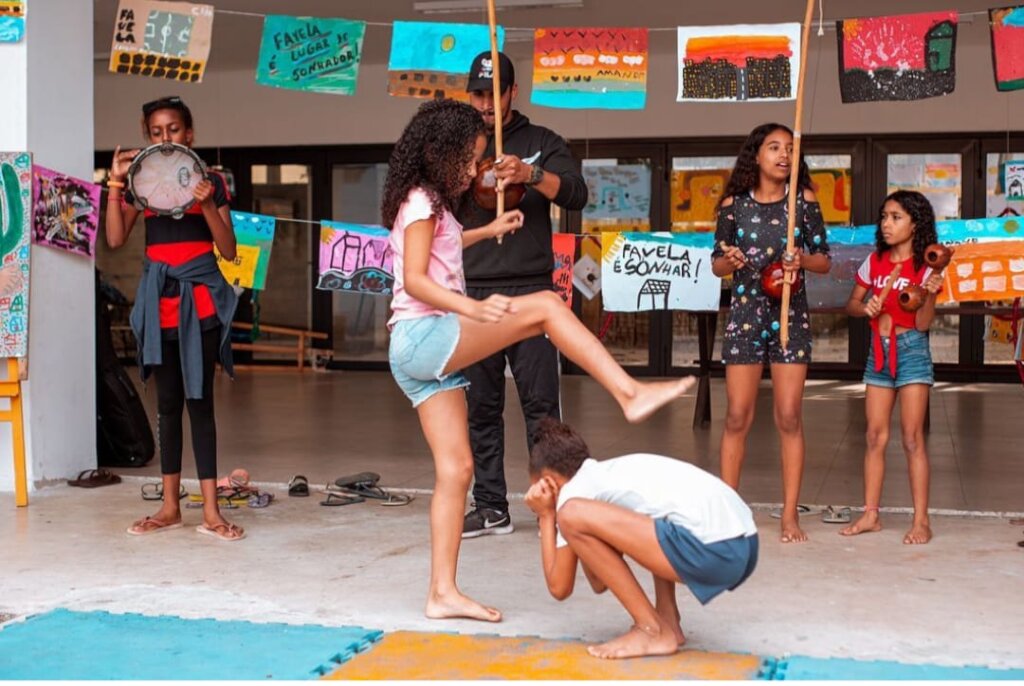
389, 313, 469, 407
863, 329, 934, 389
655, 519, 759, 605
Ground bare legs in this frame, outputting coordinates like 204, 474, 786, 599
720, 363, 809, 543
448, 292, 695, 424
417, 390, 502, 622
840, 384, 932, 544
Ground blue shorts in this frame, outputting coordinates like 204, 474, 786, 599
655, 519, 759, 605
388, 314, 469, 407
863, 329, 934, 389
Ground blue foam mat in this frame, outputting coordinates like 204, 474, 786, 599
0, 609, 382, 680
769, 656, 1024, 681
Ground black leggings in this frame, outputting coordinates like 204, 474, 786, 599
151, 327, 219, 480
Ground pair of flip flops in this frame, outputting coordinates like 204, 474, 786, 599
769, 504, 814, 519
822, 506, 853, 524
319, 472, 412, 507
141, 483, 187, 501
68, 469, 122, 488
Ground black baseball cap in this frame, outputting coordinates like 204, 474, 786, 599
466, 51, 515, 93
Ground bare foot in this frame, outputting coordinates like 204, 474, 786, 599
587, 621, 680, 659
425, 590, 502, 623
623, 376, 697, 424
903, 521, 932, 545
839, 511, 882, 537
780, 518, 808, 543
656, 609, 686, 647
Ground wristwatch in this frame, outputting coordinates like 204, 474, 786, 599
525, 164, 544, 186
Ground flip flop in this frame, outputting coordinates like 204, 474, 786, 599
195, 522, 246, 542
822, 506, 852, 524
141, 483, 187, 501
248, 492, 273, 508
769, 504, 813, 519
126, 516, 184, 536
320, 487, 365, 507
333, 473, 411, 505
334, 472, 381, 490
69, 469, 122, 489
288, 475, 310, 497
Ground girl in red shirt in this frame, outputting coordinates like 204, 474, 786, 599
843, 190, 944, 545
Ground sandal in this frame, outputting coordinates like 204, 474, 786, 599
195, 522, 246, 542
141, 483, 187, 501
333, 473, 412, 506
769, 504, 813, 519
126, 516, 184, 536
320, 486, 365, 507
822, 506, 853, 524
69, 468, 122, 489
288, 475, 310, 497
248, 492, 273, 508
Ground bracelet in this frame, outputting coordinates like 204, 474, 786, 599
107, 180, 125, 189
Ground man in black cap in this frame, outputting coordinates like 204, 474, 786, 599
459, 50, 588, 539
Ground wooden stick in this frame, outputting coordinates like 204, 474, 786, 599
779, 0, 816, 350
486, 0, 504, 245
872, 262, 905, 313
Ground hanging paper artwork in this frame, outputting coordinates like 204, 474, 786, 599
256, 15, 365, 95
531, 27, 648, 110
388, 21, 502, 102
0, 153, 32, 358
676, 23, 801, 102
31, 166, 101, 259
600, 232, 719, 312
582, 164, 651, 234
109, 0, 214, 82
0, 1, 25, 43
809, 168, 852, 225
671, 169, 730, 232
837, 11, 957, 103
1002, 161, 1024, 200
317, 221, 394, 296
214, 211, 275, 290
573, 235, 602, 300
551, 233, 575, 307
990, 6, 1024, 91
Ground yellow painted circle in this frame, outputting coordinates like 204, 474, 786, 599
440, 35, 456, 52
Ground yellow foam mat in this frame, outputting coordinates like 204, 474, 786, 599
326, 631, 764, 680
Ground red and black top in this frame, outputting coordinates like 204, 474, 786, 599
126, 172, 230, 335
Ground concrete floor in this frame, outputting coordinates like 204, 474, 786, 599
3, 372, 1023, 671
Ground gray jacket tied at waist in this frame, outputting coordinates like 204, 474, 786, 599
130, 251, 238, 400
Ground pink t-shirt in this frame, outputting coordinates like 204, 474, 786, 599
387, 188, 466, 329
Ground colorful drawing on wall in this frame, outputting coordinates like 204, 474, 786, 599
214, 211, 275, 290
671, 169, 730, 232
30, 166, 100, 259
809, 168, 852, 225
940, 241, 1024, 303
551, 233, 575, 307
600, 232, 719, 312
837, 11, 958, 103
388, 21, 502, 102
1002, 160, 1024, 200
990, 6, 1024, 91
676, 23, 801, 102
573, 235, 602, 300
531, 27, 648, 110
109, 0, 214, 82
0, 1, 25, 43
0, 152, 32, 358
582, 164, 651, 234
256, 15, 365, 95
317, 221, 394, 295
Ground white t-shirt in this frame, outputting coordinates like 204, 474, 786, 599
554, 454, 757, 548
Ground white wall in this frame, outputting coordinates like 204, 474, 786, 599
94, 2, 1023, 151
0, 0, 95, 492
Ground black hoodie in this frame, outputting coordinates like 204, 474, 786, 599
459, 111, 587, 288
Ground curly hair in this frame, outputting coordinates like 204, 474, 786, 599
381, 99, 485, 228
876, 190, 938, 272
528, 418, 591, 478
718, 123, 813, 210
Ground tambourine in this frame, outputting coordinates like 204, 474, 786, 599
127, 142, 207, 219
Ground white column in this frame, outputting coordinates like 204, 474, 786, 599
0, 0, 95, 492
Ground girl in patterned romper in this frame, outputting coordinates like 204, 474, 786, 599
711, 123, 832, 544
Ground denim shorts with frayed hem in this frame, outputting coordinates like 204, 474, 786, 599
863, 329, 934, 389
389, 313, 469, 407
